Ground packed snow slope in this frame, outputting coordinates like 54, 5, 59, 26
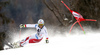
0, 29, 100, 55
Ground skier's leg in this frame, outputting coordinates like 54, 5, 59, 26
20, 36, 30, 44
28, 34, 43, 43
29, 38, 43, 43
20, 34, 36, 46
20, 40, 29, 47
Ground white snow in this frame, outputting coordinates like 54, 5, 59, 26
0, 30, 100, 55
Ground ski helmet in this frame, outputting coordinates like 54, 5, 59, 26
38, 19, 44, 26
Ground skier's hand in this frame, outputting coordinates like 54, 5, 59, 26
46, 39, 49, 43
20, 24, 25, 28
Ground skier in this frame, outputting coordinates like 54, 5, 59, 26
19, 19, 49, 47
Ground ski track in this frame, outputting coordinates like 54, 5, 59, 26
0, 32, 100, 55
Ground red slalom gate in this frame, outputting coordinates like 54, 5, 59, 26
61, 1, 97, 34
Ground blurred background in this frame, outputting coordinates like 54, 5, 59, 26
0, 0, 100, 50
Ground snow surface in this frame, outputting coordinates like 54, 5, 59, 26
0, 30, 100, 55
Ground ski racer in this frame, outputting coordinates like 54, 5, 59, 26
19, 19, 49, 47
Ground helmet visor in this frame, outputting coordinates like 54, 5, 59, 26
39, 24, 44, 26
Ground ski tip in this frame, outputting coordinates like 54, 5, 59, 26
61, 0, 63, 2
83, 31, 86, 34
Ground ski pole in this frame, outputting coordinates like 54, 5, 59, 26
19, 26, 21, 41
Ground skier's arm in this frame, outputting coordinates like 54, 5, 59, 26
44, 27, 49, 43
20, 24, 37, 28
24, 24, 37, 28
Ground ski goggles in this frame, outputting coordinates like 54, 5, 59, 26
38, 24, 44, 26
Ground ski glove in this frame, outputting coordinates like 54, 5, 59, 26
46, 39, 49, 43
20, 24, 25, 28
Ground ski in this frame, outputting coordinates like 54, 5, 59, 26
4, 41, 21, 50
